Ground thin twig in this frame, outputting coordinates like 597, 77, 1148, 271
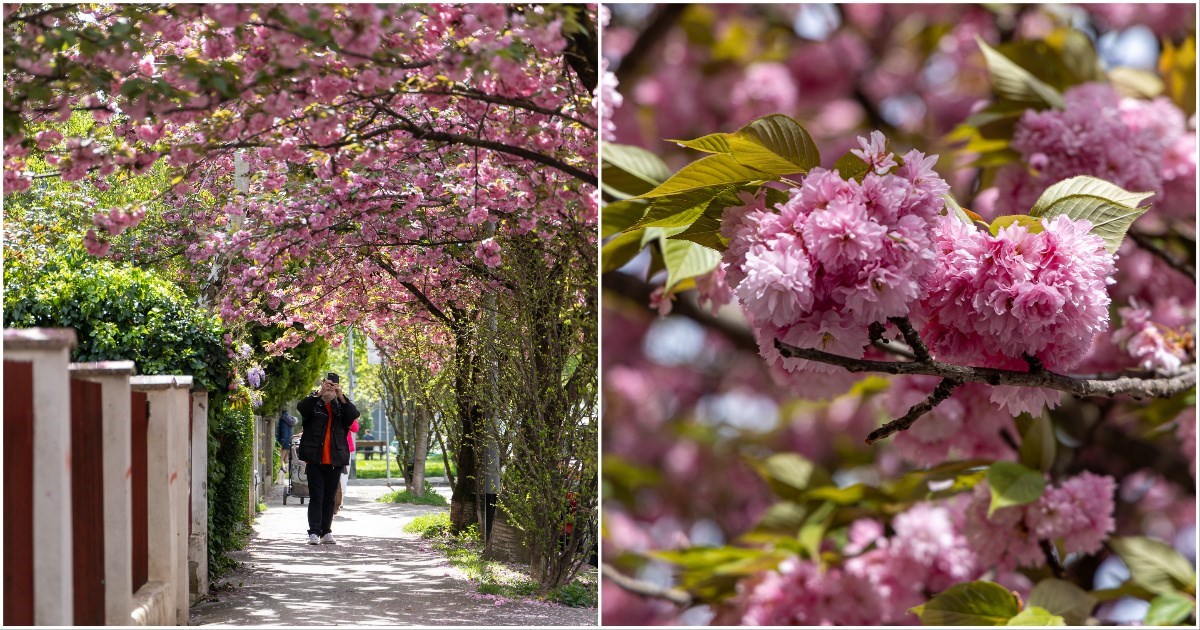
866, 378, 961, 443
1127, 230, 1196, 282
888, 317, 932, 362
601, 563, 692, 607
774, 339, 1197, 399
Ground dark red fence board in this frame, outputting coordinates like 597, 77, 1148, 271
70, 378, 106, 625
3, 361, 35, 625
130, 390, 149, 593
188, 399, 193, 537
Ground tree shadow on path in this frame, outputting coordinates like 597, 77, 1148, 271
188, 483, 596, 626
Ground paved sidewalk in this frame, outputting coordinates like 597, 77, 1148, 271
188, 482, 596, 626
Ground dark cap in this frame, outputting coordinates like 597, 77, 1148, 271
326, 372, 340, 384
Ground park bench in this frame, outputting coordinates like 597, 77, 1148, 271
357, 440, 385, 460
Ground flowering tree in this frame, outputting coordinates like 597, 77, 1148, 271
601, 4, 1195, 626
5, 2, 598, 545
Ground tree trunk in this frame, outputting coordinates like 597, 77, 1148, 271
449, 324, 479, 533
409, 405, 430, 495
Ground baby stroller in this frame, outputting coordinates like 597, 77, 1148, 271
283, 435, 309, 505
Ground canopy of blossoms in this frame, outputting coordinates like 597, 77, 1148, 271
4, 3, 599, 355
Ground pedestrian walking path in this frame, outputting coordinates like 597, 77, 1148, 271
188, 482, 596, 626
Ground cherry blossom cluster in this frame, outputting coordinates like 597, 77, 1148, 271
721, 132, 947, 396
918, 215, 1116, 415
964, 472, 1116, 571
730, 503, 979, 625
92, 205, 148, 237
1112, 301, 1189, 373
993, 83, 1196, 220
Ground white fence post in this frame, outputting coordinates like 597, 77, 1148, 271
130, 375, 193, 626
188, 390, 209, 605
4, 328, 77, 626
69, 360, 136, 625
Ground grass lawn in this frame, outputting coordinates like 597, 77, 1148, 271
352, 452, 455, 480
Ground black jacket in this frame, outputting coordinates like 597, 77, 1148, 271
296, 393, 360, 466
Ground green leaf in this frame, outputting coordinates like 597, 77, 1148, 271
1006, 606, 1066, 626
636, 153, 768, 199
1018, 413, 1056, 473
600, 229, 645, 273
661, 237, 721, 293
833, 151, 870, 181
976, 36, 1064, 108
986, 461, 1045, 517
798, 501, 835, 560
1109, 66, 1165, 99
601, 199, 648, 238
735, 114, 821, 172
1109, 537, 1197, 596
989, 214, 1044, 236
942, 192, 974, 224
1028, 176, 1153, 253
636, 186, 734, 229
1027, 578, 1098, 625
1144, 592, 1195, 626
602, 143, 673, 198
1030, 176, 1155, 216
669, 211, 727, 251
913, 581, 1022, 626
754, 453, 829, 502
670, 132, 734, 155
753, 501, 808, 534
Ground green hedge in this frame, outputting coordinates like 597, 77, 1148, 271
2, 252, 228, 391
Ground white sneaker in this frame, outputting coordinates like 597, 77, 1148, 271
321, 533, 336, 545
308, 533, 319, 545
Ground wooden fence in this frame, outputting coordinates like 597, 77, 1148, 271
3, 328, 210, 625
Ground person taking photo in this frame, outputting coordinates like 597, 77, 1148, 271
296, 372, 360, 545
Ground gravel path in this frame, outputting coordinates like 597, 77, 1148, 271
188, 481, 597, 626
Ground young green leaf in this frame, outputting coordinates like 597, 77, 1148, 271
1109, 537, 1197, 596
989, 214, 1044, 236
1028, 176, 1154, 253
754, 453, 830, 502
735, 114, 821, 172
1005, 606, 1066, 626
601, 199, 649, 238
662, 237, 721, 293
636, 153, 768, 199
600, 229, 645, 274
976, 36, 1065, 108
1030, 176, 1155, 216
635, 187, 732, 230
833, 151, 870, 181
985, 461, 1046, 517
670, 132, 734, 155
669, 211, 727, 252
1027, 578, 1098, 625
1018, 414, 1057, 473
602, 143, 673, 198
912, 581, 1022, 626
1143, 592, 1195, 626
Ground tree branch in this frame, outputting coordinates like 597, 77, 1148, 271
602, 272, 759, 353
866, 378, 961, 443
774, 339, 1197, 399
1128, 230, 1196, 282
601, 563, 692, 607
888, 317, 932, 363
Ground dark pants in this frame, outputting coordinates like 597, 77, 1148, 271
307, 463, 341, 536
